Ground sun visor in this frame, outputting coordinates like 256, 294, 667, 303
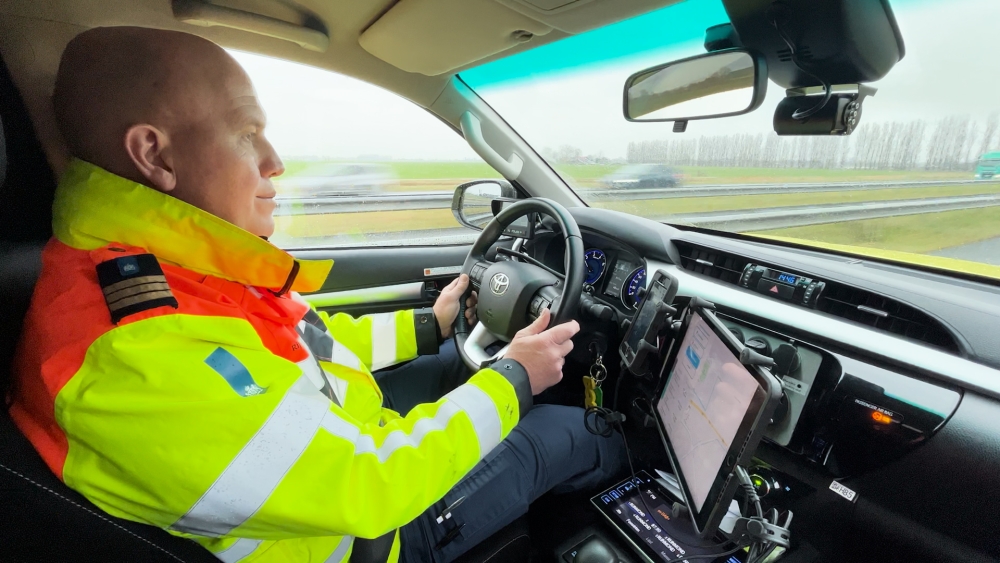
359, 0, 553, 76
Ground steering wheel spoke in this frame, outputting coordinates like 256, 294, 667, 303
462, 319, 511, 368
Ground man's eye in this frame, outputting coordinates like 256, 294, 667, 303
244, 132, 257, 142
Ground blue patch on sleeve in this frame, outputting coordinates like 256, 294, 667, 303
205, 347, 267, 397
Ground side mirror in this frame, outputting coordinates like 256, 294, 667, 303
624, 49, 767, 123
452, 179, 517, 231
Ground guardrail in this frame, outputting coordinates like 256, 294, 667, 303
275, 192, 1000, 248
273, 179, 998, 216
667, 193, 1000, 232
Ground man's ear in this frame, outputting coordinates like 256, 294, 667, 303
123, 124, 176, 192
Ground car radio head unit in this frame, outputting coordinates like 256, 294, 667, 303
653, 305, 782, 537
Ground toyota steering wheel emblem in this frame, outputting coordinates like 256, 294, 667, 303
490, 273, 510, 296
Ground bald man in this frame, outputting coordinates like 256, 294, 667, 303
10, 27, 624, 563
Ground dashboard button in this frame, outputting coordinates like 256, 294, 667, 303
758, 279, 794, 300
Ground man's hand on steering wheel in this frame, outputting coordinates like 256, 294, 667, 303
505, 309, 579, 395
433, 274, 478, 339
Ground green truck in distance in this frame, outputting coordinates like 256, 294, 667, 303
975, 151, 1000, 180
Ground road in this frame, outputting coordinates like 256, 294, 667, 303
273, 179, 1000, 216
932, 237, 1000, 266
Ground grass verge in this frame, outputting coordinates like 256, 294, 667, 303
752, 206, 1000, 254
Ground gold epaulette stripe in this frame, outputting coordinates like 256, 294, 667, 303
107, 290, 177, 312
104, 281, 172, 303
101, 275, 169, 296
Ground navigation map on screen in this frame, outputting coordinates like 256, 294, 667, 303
657, 312, 759, 512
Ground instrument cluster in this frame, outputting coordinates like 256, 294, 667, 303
584, 246, 646, 311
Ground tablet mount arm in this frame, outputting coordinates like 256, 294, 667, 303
727, 466, 793, 560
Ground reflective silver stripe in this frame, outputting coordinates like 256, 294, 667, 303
324, 368, 350, 406
318, 384, 502, 463
369, 313, 397, 371
444, 384, 503, 459
323, 535, 354, 563
352, 401, 463, 463
172, 376, 330, 536
297, 352, 327, 392
332, 338, 362, 372
214, 538, 262, 563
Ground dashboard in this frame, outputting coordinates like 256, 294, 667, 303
519, 206, 1000, 563
538, 232, 648, 313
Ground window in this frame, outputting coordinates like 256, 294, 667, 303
230, 51, 499, 248
461, 0, 1000, 272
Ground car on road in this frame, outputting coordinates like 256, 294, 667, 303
275, 162, 396, 197
600, 164, 680, 189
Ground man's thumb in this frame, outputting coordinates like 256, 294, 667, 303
444, 274, 468, 296
521, 308, 550, 336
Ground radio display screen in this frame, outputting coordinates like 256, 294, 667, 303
591, 472, 744, 563
776, 273, 798, 285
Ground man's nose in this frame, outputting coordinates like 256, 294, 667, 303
260, 138, 284, 178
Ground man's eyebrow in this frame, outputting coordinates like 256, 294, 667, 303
228, 100, 266, 128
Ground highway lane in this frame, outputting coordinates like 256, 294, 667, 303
273, 179, 1000, 216
932, 237, 1000, 266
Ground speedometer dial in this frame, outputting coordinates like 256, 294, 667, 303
622, 267, 647, 310
584, 248, 607, 285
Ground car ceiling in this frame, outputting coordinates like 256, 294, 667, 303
0, 0, 681, 176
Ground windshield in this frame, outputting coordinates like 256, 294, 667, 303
461, 0, 1000, 274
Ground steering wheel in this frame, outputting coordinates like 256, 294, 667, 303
454, 198, 585, 371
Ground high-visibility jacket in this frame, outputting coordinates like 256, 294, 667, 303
10, 159, 532, 562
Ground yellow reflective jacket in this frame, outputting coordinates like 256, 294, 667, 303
10, 159, 531, 562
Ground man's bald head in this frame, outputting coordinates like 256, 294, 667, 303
54, 27, 237, 175
53, 26, 284, 236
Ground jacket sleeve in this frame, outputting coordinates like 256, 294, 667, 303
55, 314, 531, 542
311, 305, 441, 371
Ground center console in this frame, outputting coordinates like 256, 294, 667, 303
564, 268, 964, 563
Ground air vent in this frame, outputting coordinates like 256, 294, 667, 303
674, 242, 960, 353
815, 282, 959, 352
676, 242, 750, 285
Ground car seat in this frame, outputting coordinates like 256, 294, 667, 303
0, 55, 529, 563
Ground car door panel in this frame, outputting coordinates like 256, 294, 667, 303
293, 245, 471, 315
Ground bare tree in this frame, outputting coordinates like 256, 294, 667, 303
980, 112, 999, 157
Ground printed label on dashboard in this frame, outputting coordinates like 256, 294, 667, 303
781, 376, 809, 396
829, 481, 858, 503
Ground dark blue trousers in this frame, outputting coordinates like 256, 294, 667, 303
375, 341, 626, 563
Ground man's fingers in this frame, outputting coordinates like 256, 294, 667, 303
450, 274, 469, 295
545, 320, 580, 344
466, 291, 478, 308
558, 339, 574, 356
516, 308, 550, 338
440, 274, 468, 298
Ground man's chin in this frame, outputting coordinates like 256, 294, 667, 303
249, 216, 276, 240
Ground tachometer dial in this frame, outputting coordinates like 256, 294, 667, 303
584, 248, 607, 285
622, 267, 647, 310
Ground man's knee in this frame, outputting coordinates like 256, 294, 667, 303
504, 405, 626, 497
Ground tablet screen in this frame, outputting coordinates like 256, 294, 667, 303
656, 311, 760, 513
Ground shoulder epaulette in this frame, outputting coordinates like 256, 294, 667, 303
96, 253, 179, 324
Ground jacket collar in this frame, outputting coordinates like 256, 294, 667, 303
52, 159, 332, 293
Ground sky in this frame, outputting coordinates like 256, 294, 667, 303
232, 0, 1000, 162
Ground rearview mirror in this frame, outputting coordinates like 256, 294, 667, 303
451, 179, 517, 231
624, 49, 767, 123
